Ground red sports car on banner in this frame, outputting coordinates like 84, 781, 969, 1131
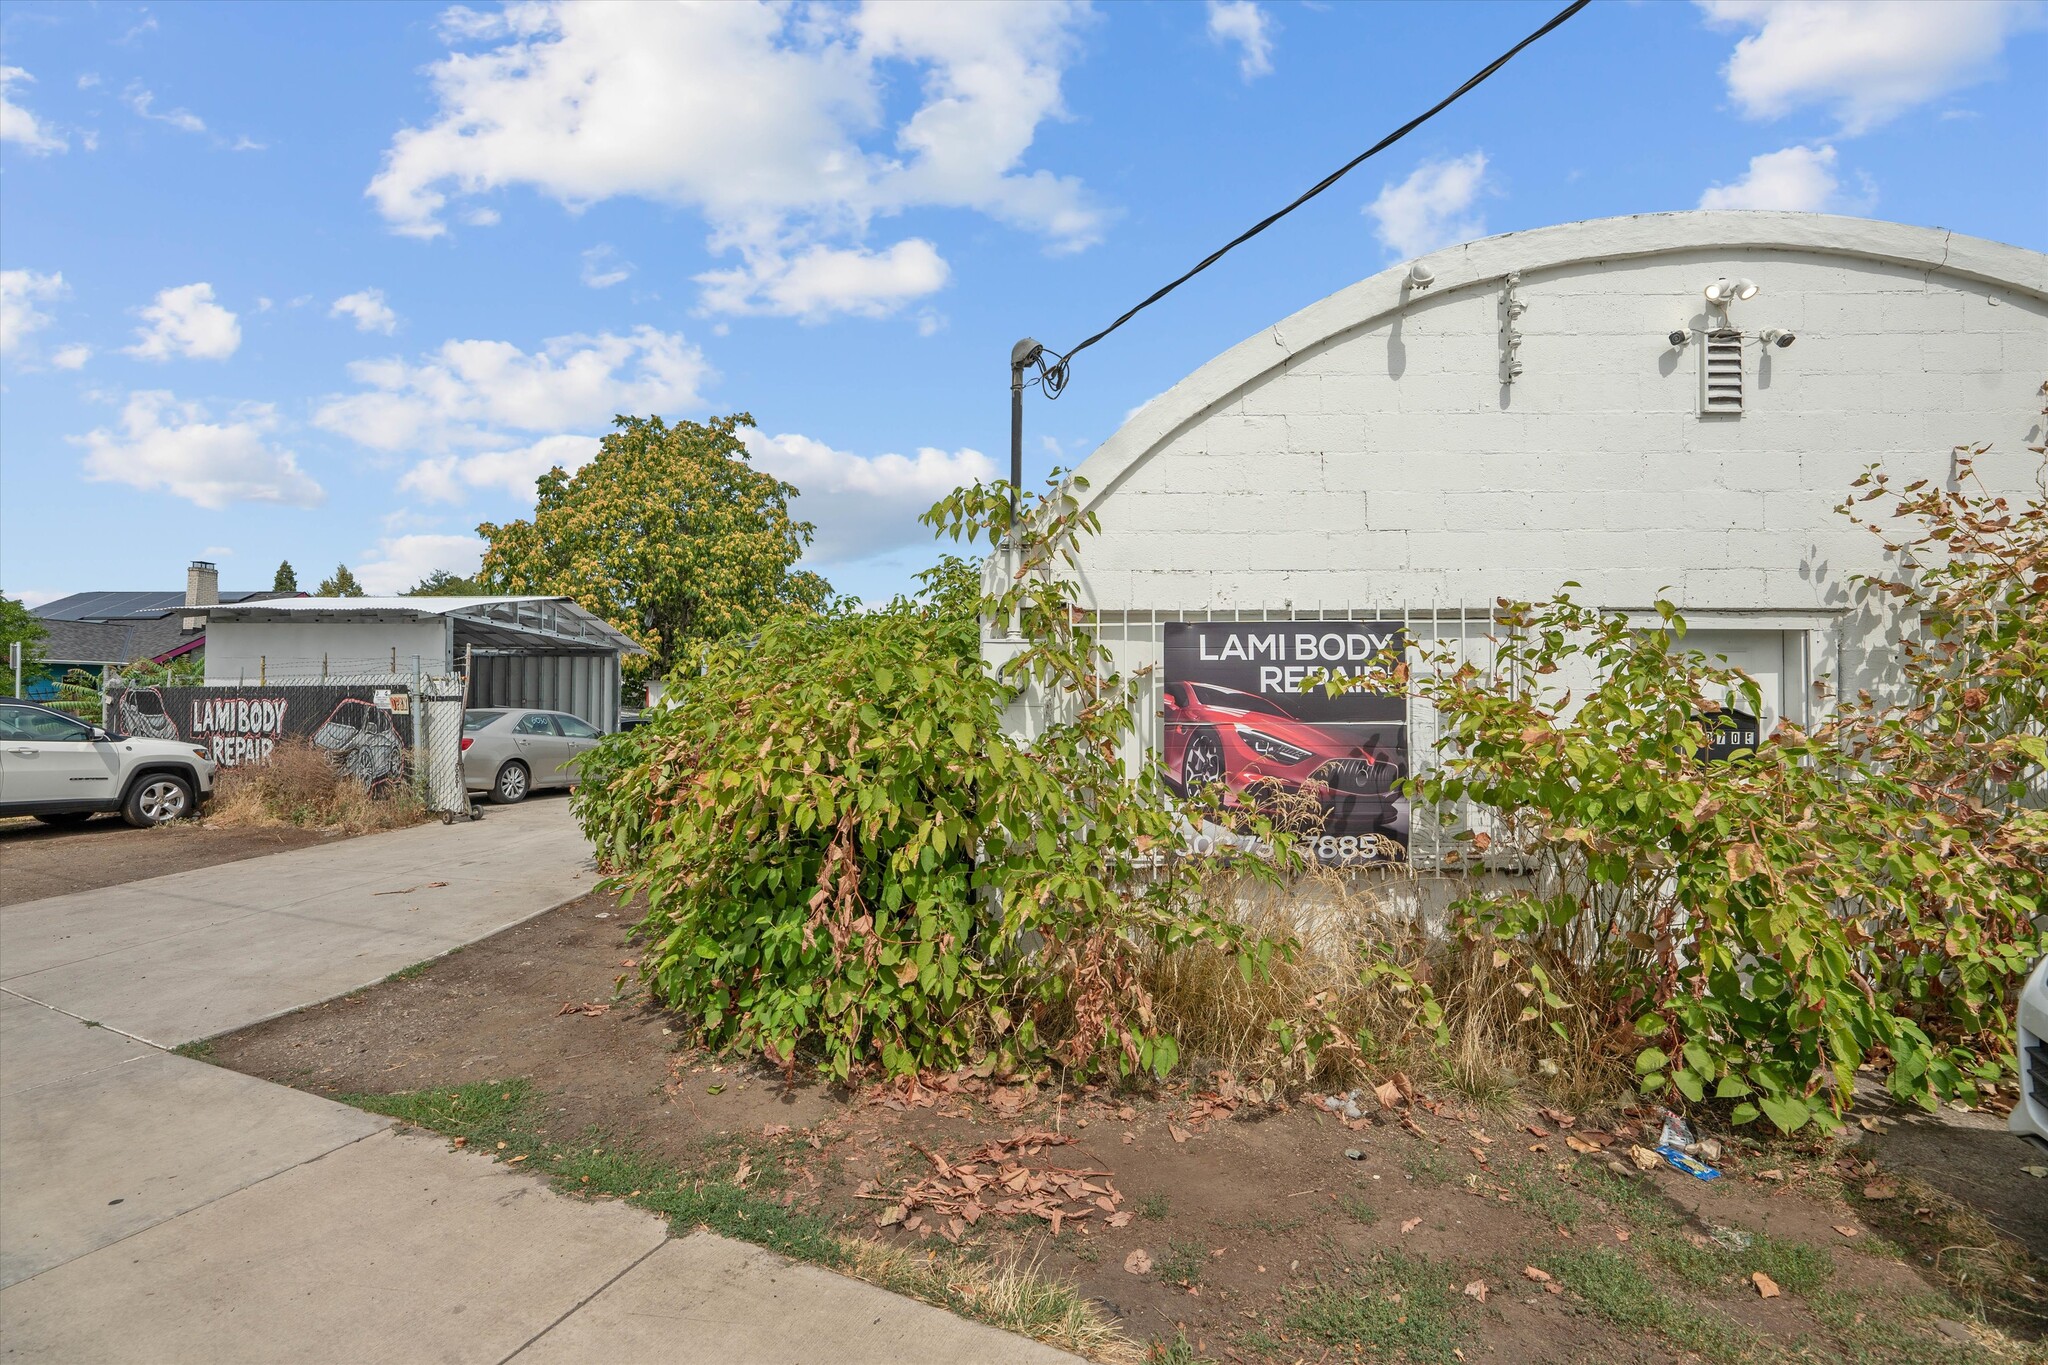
1162, 681, 1402, 829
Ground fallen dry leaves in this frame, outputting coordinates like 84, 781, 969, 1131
1400, 1217, 1422, 1234
860, 1129, 1123, 1243
1752, 1271, 1781, 1298
555, 1001, 611, 1017
1832, 1224, 1860, 1238
1862, 1177, 1899, 1200
1462, 1279, 1489, 1303
1124, 1249, 1152, 1274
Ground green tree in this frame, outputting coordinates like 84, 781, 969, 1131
1, 596, 49, 691
272, 560, 299, 593
405, 570, 488, 596
317, 564, 366, 597
478, 413, 830, 681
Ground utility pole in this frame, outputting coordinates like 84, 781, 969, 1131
1008, 337, 1043, 538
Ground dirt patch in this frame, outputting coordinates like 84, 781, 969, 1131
209, 893, 2039, 1363
0, 816, 344, 906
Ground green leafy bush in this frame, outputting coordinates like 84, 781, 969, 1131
1413, 444, 2046, 1132
574, 476, 1285, 1083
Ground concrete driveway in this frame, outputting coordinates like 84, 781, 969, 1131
0, 798, 1074, 1363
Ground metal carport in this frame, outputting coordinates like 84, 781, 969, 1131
203, 596, 645, 732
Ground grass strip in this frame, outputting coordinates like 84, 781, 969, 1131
1284, 1251, 1471, 1365
340, 1080, 1125, 1359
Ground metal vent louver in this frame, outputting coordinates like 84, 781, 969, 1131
1699, 328, 1744, 415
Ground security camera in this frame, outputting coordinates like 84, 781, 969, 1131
1668, 330, 1689, 347
1759, 327, 1795, 348
1406, 262, 1435, 290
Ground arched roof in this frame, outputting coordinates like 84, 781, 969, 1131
1070, 211, 2047, 512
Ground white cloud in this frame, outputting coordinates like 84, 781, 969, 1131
73, 391, 325, 509
579, 244, 633, 289
1365, 151, 1490, 259
1, 66, 66, 153
123, 83, 206, 134
8, 588, 63, 610
399, 433, 598, 503
695, 239, 949, 321
1697, 0, 2040, 135
355, 533, 488, 595
330, 288, 400, 334
200, 545, 234, 558
745, 431, 994, 564
1, 269, 67, 359
125, 282, 241, 361
368, 1, 1098, 317
463, 206, 502, 227
51, 343, 93, 370
1207, 1, 1274, 80
316, 327, 708, 454
231, 134, 267, 152
1699, 143, 1842, 211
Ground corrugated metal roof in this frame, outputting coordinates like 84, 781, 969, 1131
206, 595, 646, 655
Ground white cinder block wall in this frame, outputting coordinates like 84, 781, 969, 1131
997, 213, 2045, 759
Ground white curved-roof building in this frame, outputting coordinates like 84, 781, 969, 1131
994, 211, 2046, 856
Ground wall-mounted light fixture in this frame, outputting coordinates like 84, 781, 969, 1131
1703, 276, 1760, 308
1405, 261, 1435, 291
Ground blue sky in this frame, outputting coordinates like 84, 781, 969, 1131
3, 0, 2043, 606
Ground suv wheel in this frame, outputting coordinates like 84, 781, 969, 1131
123, 773, 194, 828
491, 761, 530, 804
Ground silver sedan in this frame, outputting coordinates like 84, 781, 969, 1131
461, 708, 605, 804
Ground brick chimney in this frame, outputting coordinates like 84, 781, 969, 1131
183, 559, 219, 631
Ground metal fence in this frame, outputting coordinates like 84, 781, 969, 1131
105, 670, 470, 816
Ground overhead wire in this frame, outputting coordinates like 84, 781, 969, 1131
1032, 0, 1593, 398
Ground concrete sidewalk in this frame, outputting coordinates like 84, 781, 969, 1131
0, 799, 1079, 1363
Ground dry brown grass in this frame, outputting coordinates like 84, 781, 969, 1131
206, 740, 428, 834
1138, 858, 1638, 1113
842, 1239, 1138, 1362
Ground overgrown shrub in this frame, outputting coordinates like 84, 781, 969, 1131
1412, 443, 2047, 1132
576, 478, 1291, 1084
208, 739, 426, 833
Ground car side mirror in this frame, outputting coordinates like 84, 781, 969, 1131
91, 727, 112, 742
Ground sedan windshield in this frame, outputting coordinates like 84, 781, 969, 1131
463, 710, 507, 733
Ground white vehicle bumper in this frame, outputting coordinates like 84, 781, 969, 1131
2011, 955, 2048, 1152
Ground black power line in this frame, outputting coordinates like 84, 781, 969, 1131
1032, 0, 1592, 399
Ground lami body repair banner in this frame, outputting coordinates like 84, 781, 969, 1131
1161, 622, 1409, 865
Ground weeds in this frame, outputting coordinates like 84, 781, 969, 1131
1286, 1252, 1469, 1364
1137, 1192, 1170, 1221
1496, 1157, 1585, 1230
1651, 1229, 1833, 1297
1544, 1248, 1754, 1363
1337, 1194, 1377, 1225
1155, 1238, 1209, 1287
342, 1080, 1126, 1359
170, 1039, 215, 1062
208, 740, 427, 834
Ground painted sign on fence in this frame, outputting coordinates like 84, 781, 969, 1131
107, 683, 412, 788
1162, 622, 1409, 865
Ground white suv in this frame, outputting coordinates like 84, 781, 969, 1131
2013, 955, 2048, 1154
0, 700, 216, 827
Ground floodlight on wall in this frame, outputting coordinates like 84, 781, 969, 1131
1405, 261, 1435, 291
1702, 276, 1760, 308
1759, 327, 1796, 348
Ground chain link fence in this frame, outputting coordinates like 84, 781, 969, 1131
105, 669, 471, 816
